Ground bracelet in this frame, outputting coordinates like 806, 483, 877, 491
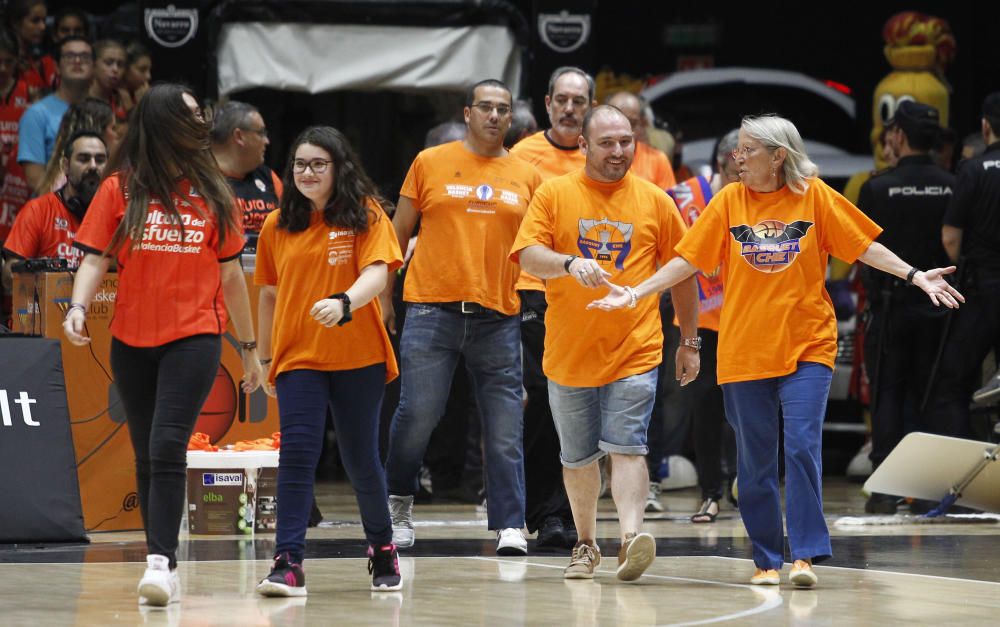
64, 303, 87, 319
564, 255, 578, 274
239, 340, 257, 351
623, 286, 638, 308
905, 267, 919, 285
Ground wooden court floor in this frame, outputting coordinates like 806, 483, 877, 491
3, 478, 999, 626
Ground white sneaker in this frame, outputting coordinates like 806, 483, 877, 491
496, 528, 527, 556
658, 455, 698, 491
644, 482, 665, 513
388, 495, 415, 548
137, 554, 180, 606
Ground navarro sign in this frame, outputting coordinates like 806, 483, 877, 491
538, 11, 591, 53
144, 4, 199, 49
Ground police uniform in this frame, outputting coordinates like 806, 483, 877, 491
924, 97, 1000, 440
856, 102, 955, 480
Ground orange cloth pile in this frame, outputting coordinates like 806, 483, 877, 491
188, 432, 218, 451
232, 433, 281, 451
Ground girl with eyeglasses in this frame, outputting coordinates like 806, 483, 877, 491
253, 126, 404, 596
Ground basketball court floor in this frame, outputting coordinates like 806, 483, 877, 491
3, 479, 999, 625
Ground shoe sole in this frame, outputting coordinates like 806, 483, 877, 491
371, 581, 403, 592
644, 502, 665, 513
564, 570, 596, 580
750, 575, 780, 585
616, 533, 656, 581
256, 581, 308, 597
392, 534, 414, 548
496, 545, 527, 556
790, 570, 818, 588
973, 386, 1000, 404
137, 582, 171, 606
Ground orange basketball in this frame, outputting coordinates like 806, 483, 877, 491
752, 219, 785, 239
194, 366, 237, 443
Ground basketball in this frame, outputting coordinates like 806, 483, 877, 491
194, 366, 237, 443
752, 219, 785, 239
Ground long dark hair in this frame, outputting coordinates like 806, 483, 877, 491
279, 126, 390, 233
104, 83, 237, 255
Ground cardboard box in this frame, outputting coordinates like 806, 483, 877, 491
186, 451, 278, 535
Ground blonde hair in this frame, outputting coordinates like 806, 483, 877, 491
741, 114, 818, 194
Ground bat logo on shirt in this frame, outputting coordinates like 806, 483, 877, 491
729, 220, 813, 273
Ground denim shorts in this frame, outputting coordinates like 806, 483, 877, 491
547, 368, 658, 468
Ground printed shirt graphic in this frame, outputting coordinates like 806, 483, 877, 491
3, 192, 83, 267
0, 79, 32, 241
667, 175, 723, 331
511, 170, 687, 387
74, 174, 245, 347
255, 201, 402, 384
228, 164, 283, 235
675, 179, 882, 384
509, 130, 587, 292
400, 140, 542, 316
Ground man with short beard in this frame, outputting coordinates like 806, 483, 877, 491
18, 35, 95, 192
511, 105, 699, 581
3, 131, 106, 286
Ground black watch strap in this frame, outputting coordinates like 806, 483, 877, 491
328, 292, 352, 325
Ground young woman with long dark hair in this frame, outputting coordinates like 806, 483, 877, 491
254, 125, 403, 596
63, 83, 264, 606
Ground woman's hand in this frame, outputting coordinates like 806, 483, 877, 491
311, 298, 344, 327
586, 280, 631, 311
913, 267, 965, 309
62, 309, 91, 345
240, 351, 264, 393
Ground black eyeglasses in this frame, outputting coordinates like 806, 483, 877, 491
471, 102, 512, 116
292, 159, 333, 174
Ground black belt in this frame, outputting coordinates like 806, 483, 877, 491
434, 301, 505, 317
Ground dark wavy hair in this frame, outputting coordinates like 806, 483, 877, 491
279, 126, 390, 233
104, 83, 237, 255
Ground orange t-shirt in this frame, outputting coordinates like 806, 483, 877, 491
510, 170, 688, 387
509, 130, 587, 292
675, 179, 882, 384
254, 202, 403, 384
3, 192, 83, 267
631, 141, 676, 190
74, 174, 246, 347
668, 175, 723, 331
400, 140, 541, 316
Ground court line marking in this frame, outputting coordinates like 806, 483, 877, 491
472, 556, 782, 626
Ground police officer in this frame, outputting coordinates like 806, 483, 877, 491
210, 101, 282, 248
927, 93, 1000, 438
857, 101, 955, 514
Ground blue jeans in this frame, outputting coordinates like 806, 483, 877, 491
275, 365, 392, 562
548, 368, 658, 468
385, 303, 525, 530
722, 362, 833, 570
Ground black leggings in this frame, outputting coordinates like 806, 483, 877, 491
111, 334, 221, 568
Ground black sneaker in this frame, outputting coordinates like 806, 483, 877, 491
256, 552, 307, 597
368, 544, 402, 591
535, 516, 568, 550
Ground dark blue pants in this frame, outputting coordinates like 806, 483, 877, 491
275, 364, 392, 562
722, 362, 833, 570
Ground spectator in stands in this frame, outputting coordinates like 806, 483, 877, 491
6, 0, 54, 92
35, 97, 118, 194
17, 35, 92, 191
50, 7, 88, 44
606, 91, 676, 189
0, 27, 33, 245
87, 40, 127, 123
122, 41, 151, 109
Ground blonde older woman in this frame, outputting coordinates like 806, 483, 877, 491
587, 114, 963, 588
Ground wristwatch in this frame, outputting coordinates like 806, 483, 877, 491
680, 337, 702, 351
328, 292, 352, 326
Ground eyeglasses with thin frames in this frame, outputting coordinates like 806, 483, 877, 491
292, 159, 333, 174
241, 127, 268, 140
730, 144, 767, 161
470, 102, 512, 116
